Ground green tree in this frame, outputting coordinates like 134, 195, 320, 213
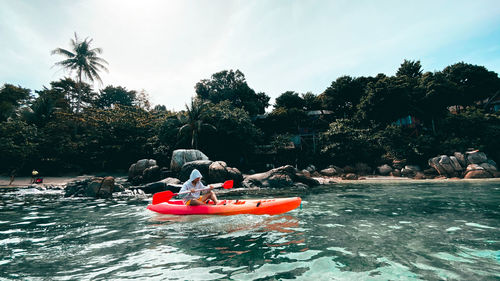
177, 98, 216, 149
357, 75, 413, 125
417, 71, 457, 133
0, 120, 39, 173
302, 92, 322, 111
46, 78, 94, 112
396, 59, 423, 78
51, 33, 108, 113
203, 100, 263, 166
438, 108, 500, 162
442, 62, 500, 106
274, 91, 305, 110
320, 119, 383, 166
195, 70, 270, 115
95, 85, 136, 109
319, 76, 367, 118
0, 84, 31, 121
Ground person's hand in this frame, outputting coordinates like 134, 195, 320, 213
209, 185, 214, 190
190, 188, 195, 193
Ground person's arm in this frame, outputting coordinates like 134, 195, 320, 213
179, 182, 195, 198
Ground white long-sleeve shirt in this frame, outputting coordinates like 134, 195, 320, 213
179, 179, 207, 202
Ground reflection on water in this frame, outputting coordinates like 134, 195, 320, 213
0, 181, 499, 280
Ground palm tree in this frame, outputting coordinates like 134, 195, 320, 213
51, 33, 108, 113
178, 98, 216, 149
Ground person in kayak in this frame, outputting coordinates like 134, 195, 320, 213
179, 169, 219, 206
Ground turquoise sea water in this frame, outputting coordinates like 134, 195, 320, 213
1, 180, 499, 280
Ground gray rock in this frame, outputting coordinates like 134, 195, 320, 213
143, 165, 161, 182
480, 162, 497, 173
128, 159, 158, 183
449, 156, 463, 171
179, 160, 213, 181
405, 165, 421, 172
320, 168, 338, 177
454, 152, 466, 167
465, 170, 492, 179
295, 172, 320, 186
242, 165, 318, 188
377, 164, 393, 176
390, 169, 402, 177
65, 176, 115, 198
344, 173, 358, 180
428, 156, 446, 175
139, 177, 181, 194
466, 151, 487, 164
466, 164, 484, 172
170, 149, 209, 172
305, 165, 316, 173
402, 165, 420, 177
438, 156, 456, 175
208, 161, 243, 184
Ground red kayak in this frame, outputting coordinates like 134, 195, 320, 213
147, 197, 301, 216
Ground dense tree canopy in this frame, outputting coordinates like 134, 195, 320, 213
0, 84, 31, 121
1, 58, 499, 175
195, 69, 270, 116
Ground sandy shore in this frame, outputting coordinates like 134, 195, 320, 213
0, 176, 81, 188
0, 175, 127, 188
2, 175, 499, 188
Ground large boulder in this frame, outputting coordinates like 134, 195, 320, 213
377, 164, 393, 176
401, 165, 421, 177
65, 176, 115, 198
466, 151, 488, 164
179, 160, 213, 182
428, 156, 446, 175
208, 161, 243, 185
453, 152, 466, 167
465, 170, 492, 179
320, 167, 339, 177
438, 156, 456, 175
449, 156, 464, 172
243, 165, 319, 188
479, 162, 497, 174
295, 172, 320, 186
428, 155, 457, 177
464, 164, 492, 179
170, 149, 209, 172
343, 173, 358, 180
128, 159, 160, 184
138, 177, 181, 194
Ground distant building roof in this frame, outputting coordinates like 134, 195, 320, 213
306, 110, 333, 116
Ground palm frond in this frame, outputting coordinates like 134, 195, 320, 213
50, 48, 75, 58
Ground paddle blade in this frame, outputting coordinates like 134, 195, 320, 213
222, 180, 234, 189
152, 190, 174, 205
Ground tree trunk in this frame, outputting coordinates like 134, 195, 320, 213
76, 69, 82, 114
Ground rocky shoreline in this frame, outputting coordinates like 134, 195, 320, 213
1, 149, 498, 199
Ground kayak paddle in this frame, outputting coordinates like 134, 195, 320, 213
152, 180, 234, 205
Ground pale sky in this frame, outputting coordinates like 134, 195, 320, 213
1, 0, 499, 110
